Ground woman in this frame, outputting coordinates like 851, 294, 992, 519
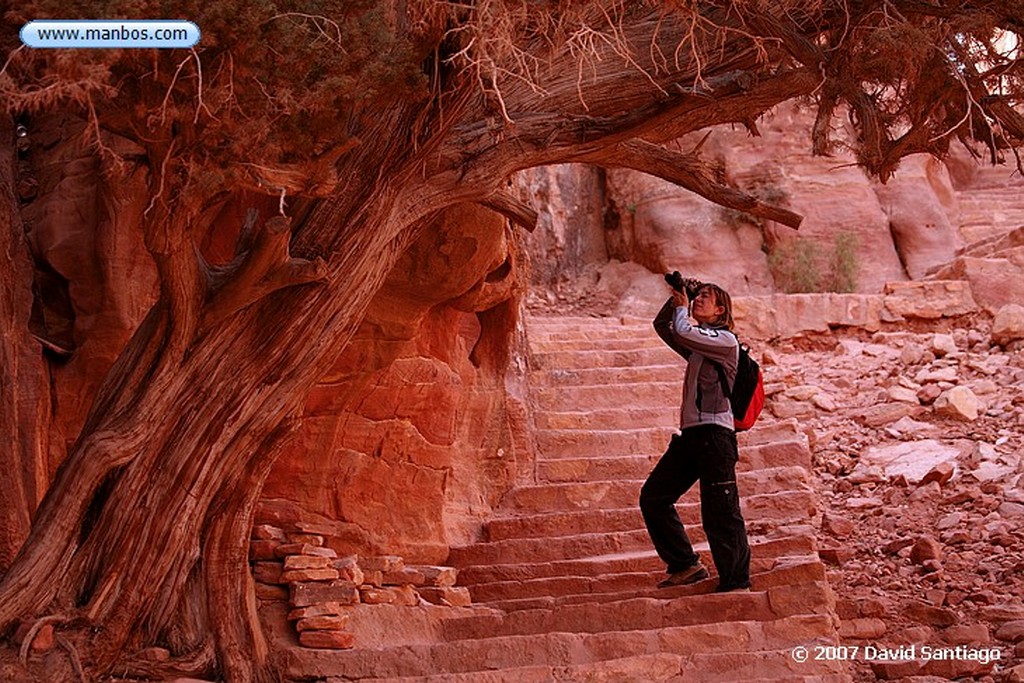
640, 279, 751, 592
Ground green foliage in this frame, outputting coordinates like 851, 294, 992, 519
768, 238, 822, 293
826, 231, 859, 293
768, 232, 859, 294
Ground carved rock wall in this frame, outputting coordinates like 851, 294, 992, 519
265, 204, 530, 563
517, 165, 608, 287
15, 114, 159, 479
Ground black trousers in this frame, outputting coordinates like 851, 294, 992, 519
639, 424, 751, 589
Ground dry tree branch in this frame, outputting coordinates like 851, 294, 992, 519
18, 614, 67, 666
0, 44, 26, 82
161, 55, 192, 125
269, 12, 346, 50
199, 215, 327, 334
144, 140, 177, 219
56, 636, 87, 683
479, 191, 538, 231
577, 139, 802, 228
84, 92, 121, 170
190, 48, 215, 124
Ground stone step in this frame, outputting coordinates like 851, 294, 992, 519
527, 315, 650, 330
452, 528, 657, 567
285, 613, 847, 681
533, 427, 670, 459
535, 436, 812, 472
466, 555, 825, 606
502, 466, 811, 514
453, 531, 817, 582
447, 580, 836, 640
533, 412, 805, 447
529, 336, 665, 352
534, 407, 678, 430
960, 225, 1011, 243
957, 191, 1024, 206
534, 363, 682, 387
482, 490, 818, 543
530, 348, 681, 371
357, 664, 852, 683
536, 452, 662, 479
455, 533, 816, 586
533, 381, 680, 410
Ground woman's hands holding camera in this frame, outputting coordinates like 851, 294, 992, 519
671, 288, 689, 309
664, 271, 703, 308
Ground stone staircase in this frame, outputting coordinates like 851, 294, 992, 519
956, 166, 1024, 244
283, 314, 852, 682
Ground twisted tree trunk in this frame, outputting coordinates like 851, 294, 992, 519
0, 101, 461, 680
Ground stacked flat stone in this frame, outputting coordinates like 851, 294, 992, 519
249, 524, 470, 650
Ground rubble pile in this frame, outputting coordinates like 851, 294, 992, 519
249, 524, 469, 650
765, 303, 1024, 682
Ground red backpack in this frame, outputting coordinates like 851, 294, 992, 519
716, 342, 765, 432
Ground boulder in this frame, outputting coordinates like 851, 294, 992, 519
874, 154, 963, 279
934, 386, 981, 421
931, 256, 1024, 314
853, 440, 960, 485
910, 537, 943, 565
991, 304, 1024, 346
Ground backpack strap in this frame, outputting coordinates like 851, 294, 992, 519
712, 338, 741, 398
715, 363, 732, 399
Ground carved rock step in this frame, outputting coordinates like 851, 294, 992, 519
534, 427, 670, 459
446, 580, 836, 640
451, 532, 816, 580
466, 555, 826, 607
535, 406, 677, 430
540, 438, 811, 475
531, 347, 682, 370
533, 380, 680, 409
529, 336, 666, 352
535, 363, 682, 386
358, 671, 852, 683
455, 534, 816, 586
284, 613, 845, 681
502, 465, 812, 513
482, 490, 817, 543
532, 430, 811, 466
527, 316, 650, 332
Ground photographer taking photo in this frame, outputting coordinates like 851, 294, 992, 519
640, 272, 751, 592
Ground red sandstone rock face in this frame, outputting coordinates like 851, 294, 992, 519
517, 165, 608, 288
264, 204, 529, 563
873, 154, 963, 279
14, 115, 158, 479
580, 103, 970, 295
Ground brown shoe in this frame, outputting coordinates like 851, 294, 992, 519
657, 563, 709, 588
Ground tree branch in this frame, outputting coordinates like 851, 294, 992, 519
478, 192, 538, 231
579, 139, 803, 229
200, 216, 328, 334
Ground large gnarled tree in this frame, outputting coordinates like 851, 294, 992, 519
1, 1, 1021, 680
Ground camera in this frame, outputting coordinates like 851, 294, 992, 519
664, 271, 703, 299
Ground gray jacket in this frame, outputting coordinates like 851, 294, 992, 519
653, 297, 738, 431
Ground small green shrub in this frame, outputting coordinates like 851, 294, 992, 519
768, 238, 822, 293
827, 232, 860, 293
768, 232, 860, 294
